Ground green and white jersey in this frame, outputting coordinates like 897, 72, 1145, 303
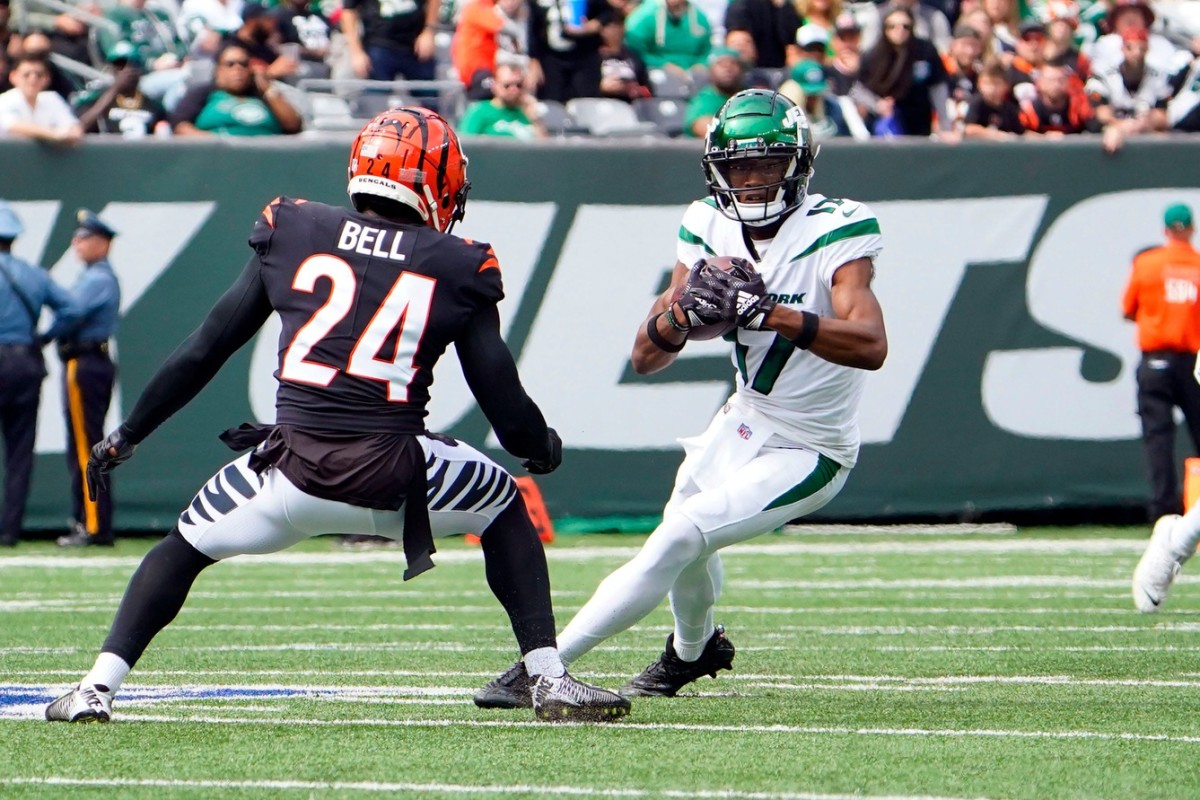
676, 192, 883, 467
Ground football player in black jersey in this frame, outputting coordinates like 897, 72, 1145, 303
45, 107, 630, 725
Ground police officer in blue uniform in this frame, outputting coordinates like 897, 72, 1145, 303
0, 201, 82, 547
54, 210, 122, 548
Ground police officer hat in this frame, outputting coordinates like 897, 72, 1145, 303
0, 200, 22, 239
74, 208, 117, 240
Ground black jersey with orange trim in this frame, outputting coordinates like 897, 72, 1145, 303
250, 197, 503, 434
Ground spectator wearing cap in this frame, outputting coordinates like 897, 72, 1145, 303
1122, 203, 1200, 524
450, 0, 528, 92
828, 11, 864, 95
962, 56, 1024, 137
723, 0, 804, 70
73, 43, 169, 137
796, 23, 831, 63
222, 3, 301, 83
51, 209, 123, 548
943, 22, 983, 107
0, 201, 82, 548
1087, 0, 1187, 77
857, 5, 950, 136
169, 43, 302, 135
683, 47, 746, 135
624, 0, 713, 74
1085, 25, 1171, 152
778, 57, 850, 136
1006, 19, 1047, 95
0, 53, 82, 144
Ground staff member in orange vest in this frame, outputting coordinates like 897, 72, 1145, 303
53, 209, 121, 548
1123, 202, 1200, 524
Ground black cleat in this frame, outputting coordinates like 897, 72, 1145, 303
531, 672, 631, 722
620, 625, 735, 698
474, 660, 532, 709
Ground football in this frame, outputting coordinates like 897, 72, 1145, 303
670, 256, 755, 340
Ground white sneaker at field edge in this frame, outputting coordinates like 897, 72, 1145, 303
1132, 514, 1187, 613
45, 684, 113, 723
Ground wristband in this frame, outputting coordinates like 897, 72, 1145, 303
791, 311, 819, 350
646, 314, 685, 353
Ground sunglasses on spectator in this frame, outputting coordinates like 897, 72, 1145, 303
497, 81, 522, 88
886, 22, 913, 31
221, 58, 251, 67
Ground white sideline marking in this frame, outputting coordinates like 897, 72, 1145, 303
1, 778, 983, 800
0, 536, 1151, 571
106, 713, 1200, 745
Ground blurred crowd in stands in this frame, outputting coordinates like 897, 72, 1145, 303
0, 0, 1198, 144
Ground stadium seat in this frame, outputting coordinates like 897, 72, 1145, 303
648, 68, 693, 99
633, 97, 687, 137
535, 100, 590, 137
566, 97, 660, 137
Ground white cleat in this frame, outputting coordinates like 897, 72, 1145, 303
45, 684, 113, 723
1132, 515, 1186, 613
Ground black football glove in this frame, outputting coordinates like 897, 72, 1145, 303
86, 429, 136, 499
724, 271, 776, 331
674, 260, 735, 329
522, 427, 562, 475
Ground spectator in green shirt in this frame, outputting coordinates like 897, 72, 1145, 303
459, 62, 548, 139
624, 0, 713, 73
684, 47, 746, 136
97, 0, 188, 72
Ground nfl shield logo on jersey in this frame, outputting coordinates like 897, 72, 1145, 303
737, 424, 752, 440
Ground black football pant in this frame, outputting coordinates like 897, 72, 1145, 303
61, 351, 115, 542
0, 346, 45, 544
1136, 351, 1200, 520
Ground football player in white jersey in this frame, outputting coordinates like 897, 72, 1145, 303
476, 89, 887, 707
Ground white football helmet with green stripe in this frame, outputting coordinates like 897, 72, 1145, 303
702, 90, 817, 227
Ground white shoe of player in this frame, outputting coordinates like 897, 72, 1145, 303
45, 684, 113, 723
1132, 515, 1187, 613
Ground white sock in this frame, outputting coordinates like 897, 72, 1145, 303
558, 516, 705, 664
522, 646, 565, 678
670, 554, 724, 661
82, 652, 131, 693
1170, 506, 1200, 562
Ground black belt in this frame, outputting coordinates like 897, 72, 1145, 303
0, 342, 39, 355
57, 340, 110, 360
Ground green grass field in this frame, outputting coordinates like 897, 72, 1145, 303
2, 525, 1198, 800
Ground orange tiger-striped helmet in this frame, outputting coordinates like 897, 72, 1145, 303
347, 107, 471, 233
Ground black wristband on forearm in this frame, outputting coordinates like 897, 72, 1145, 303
646, 314, 685, 353
791, 311, 820, 350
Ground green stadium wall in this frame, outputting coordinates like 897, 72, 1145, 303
4, 136, 1200, 531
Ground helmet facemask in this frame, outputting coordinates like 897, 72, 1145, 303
702, 91, 817, 227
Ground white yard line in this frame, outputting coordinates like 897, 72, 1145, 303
92, 713, 1200, 745
0, 777, 986, 800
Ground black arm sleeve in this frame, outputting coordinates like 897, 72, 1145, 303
455, 303, 554, 462
120, 256, 274, 444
